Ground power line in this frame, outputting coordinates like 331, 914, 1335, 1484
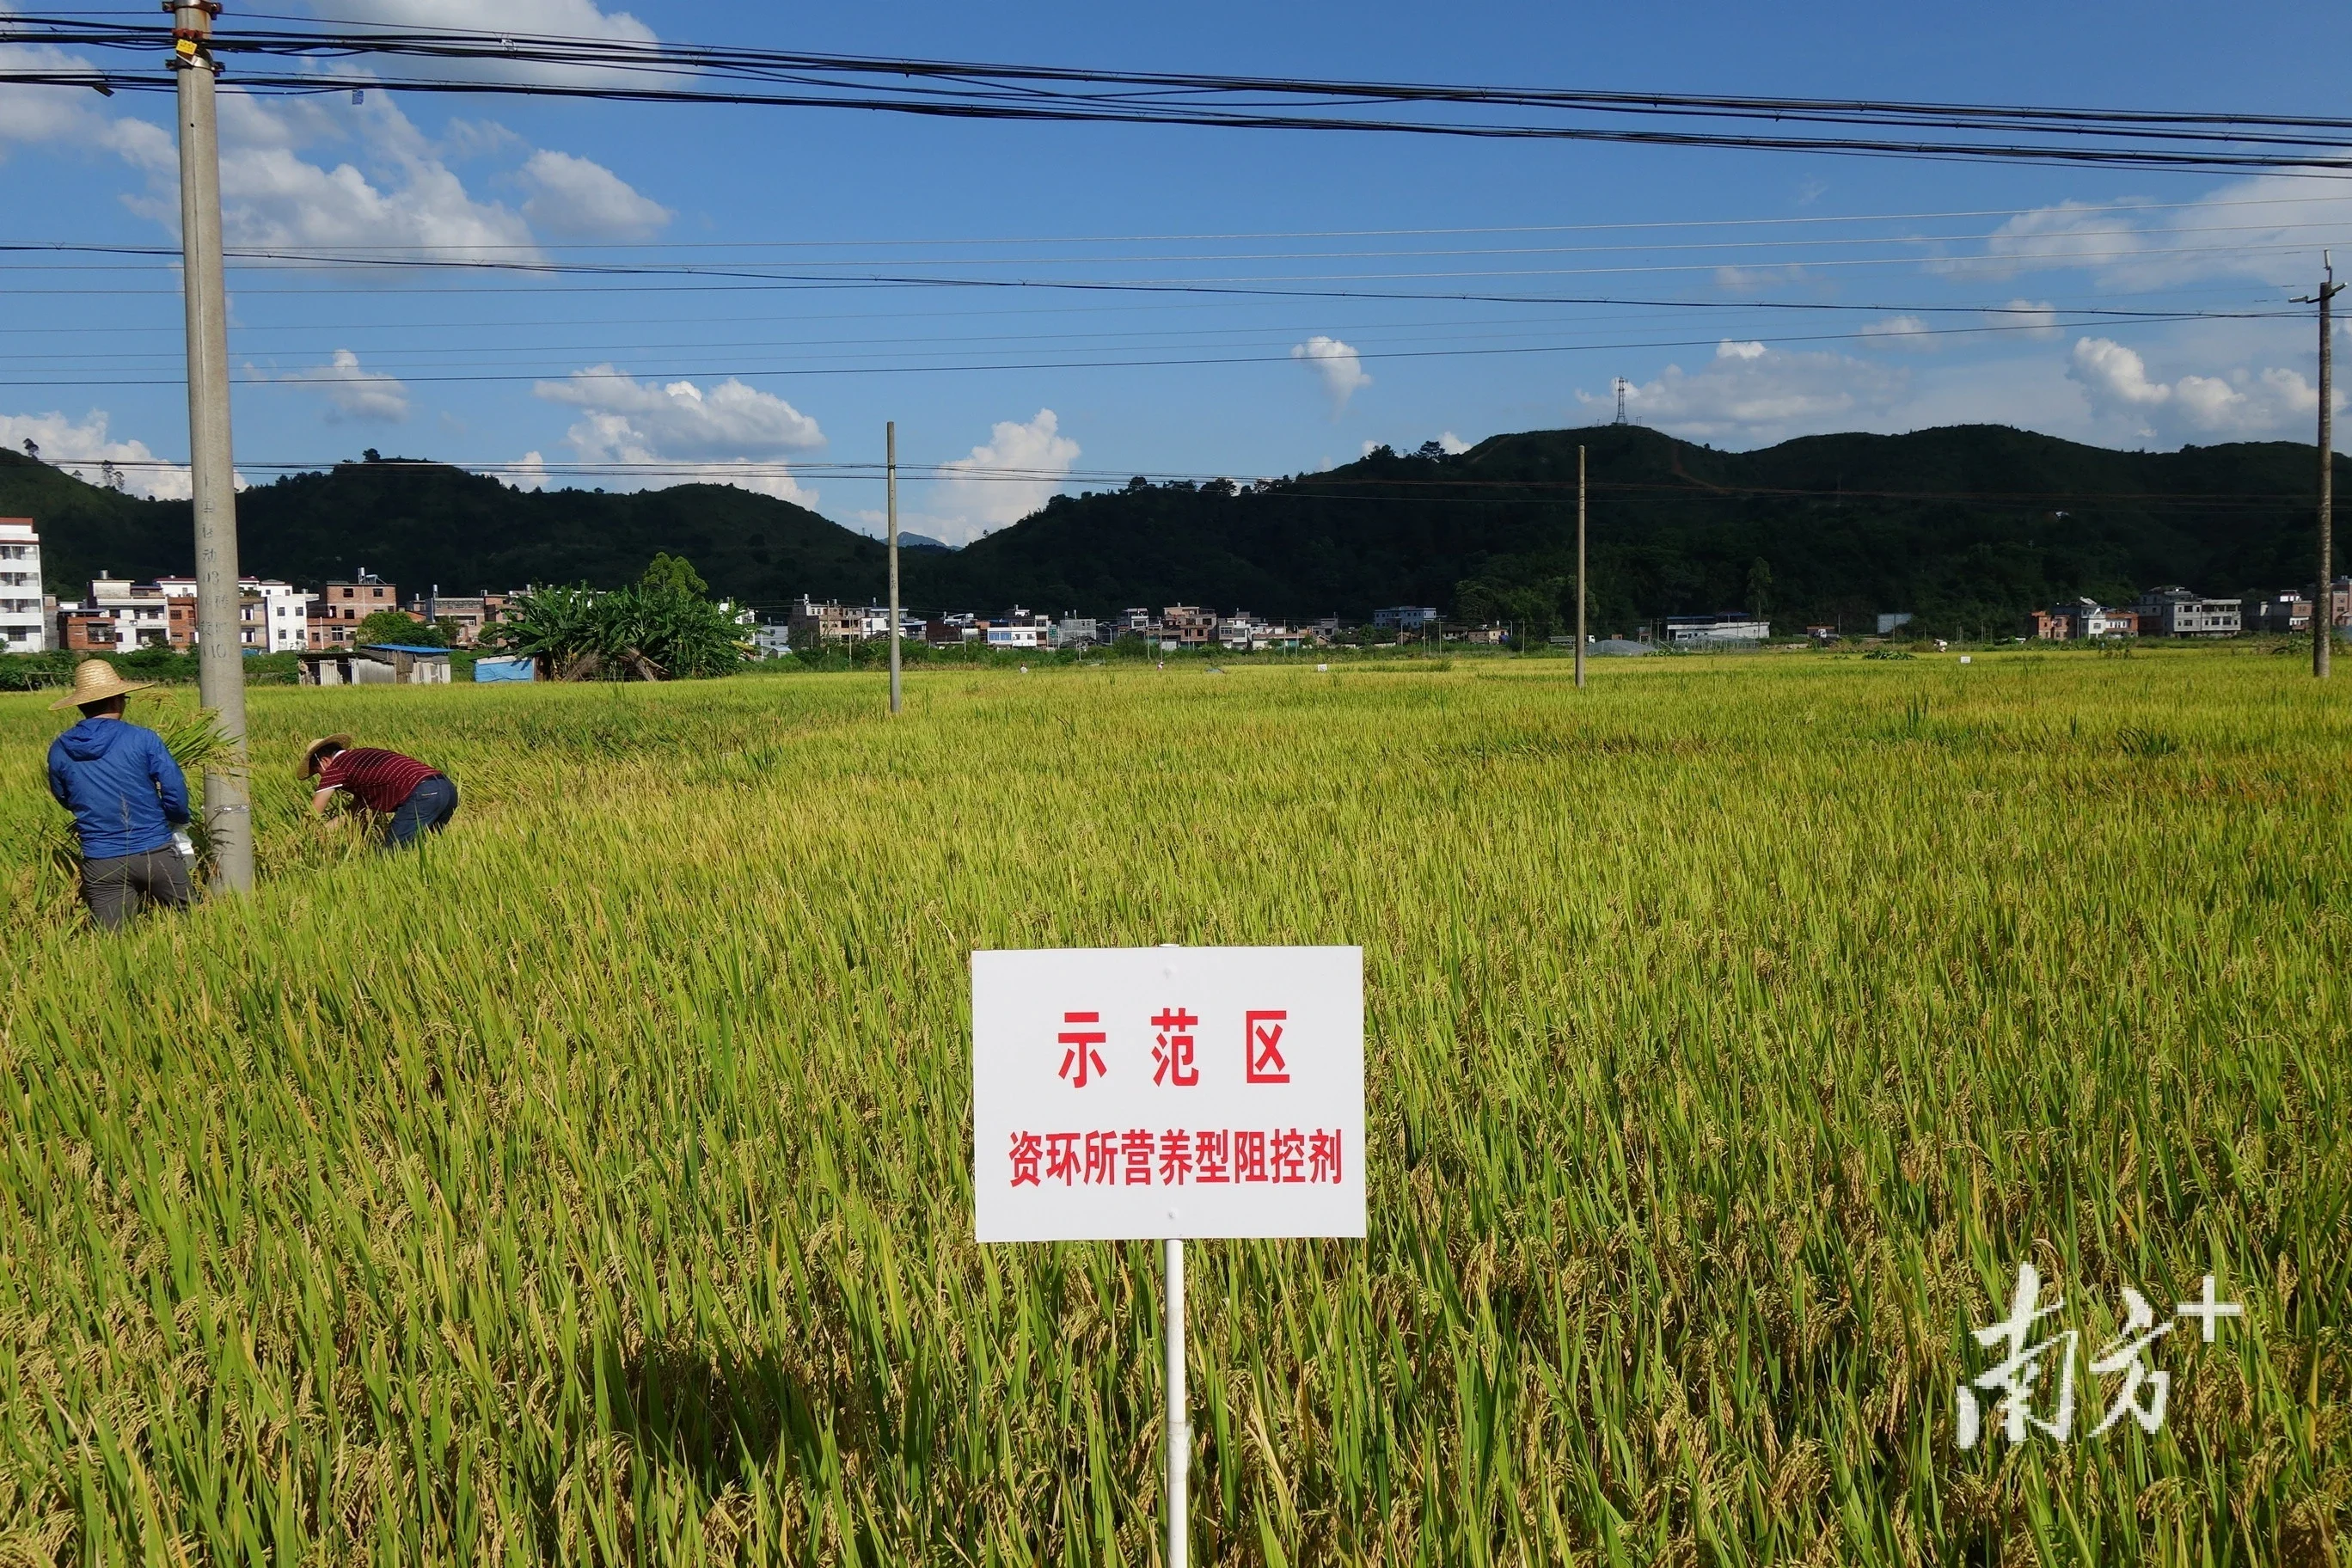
0, 309, 2275, 389
13, 16, 2352, 171
13, 209, 2352, 266
14, 190, 2352, 254
0, 242, 2304, 316
0, 254, 2319, 319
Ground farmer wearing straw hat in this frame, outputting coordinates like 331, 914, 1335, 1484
45, 658, 194, 928
297, 735, 457, 849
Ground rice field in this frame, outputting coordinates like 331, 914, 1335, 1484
0, 648, 2345, 1565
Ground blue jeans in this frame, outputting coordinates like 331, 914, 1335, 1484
383, 775, 458, 850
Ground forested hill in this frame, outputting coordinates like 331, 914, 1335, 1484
940, 425, 2339, 638
0, 450, 888, 616
5, 424, 2340, 637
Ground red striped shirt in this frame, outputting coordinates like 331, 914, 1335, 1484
318, 747, 438, 813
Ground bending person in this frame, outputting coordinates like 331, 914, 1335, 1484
300, 735, 458, 850
46, 659, 194, 929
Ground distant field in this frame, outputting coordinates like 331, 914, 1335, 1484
1, 650, 2344, 1565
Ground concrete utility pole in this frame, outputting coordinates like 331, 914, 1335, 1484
173, 0, 254, 891
2318, 257, 2343, 677
2298, 256, 2345, 678
1575, 444, 1588, 689
886, 420, 903, 714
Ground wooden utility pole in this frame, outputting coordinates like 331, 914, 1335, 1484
886, 421, 902, 714
1575, 445, 1588, 689
2297, 255, 2344, 678
173, 0, 253, 891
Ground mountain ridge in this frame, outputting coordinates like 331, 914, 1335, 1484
3, 423, 2337, 638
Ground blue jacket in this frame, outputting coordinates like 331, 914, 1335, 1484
47, 718, 190, 861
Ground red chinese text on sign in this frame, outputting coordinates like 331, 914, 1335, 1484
1152, 1008, 1201, 1087
1003, 1127, 1346, 1187
1059, 1010, 1108, 1087
1245, 1010, 1290, 1083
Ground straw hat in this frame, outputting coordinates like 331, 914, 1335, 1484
297, 734, 352, 781
48, 658, 155, 712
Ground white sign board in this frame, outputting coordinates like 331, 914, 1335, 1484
973, 946, 1364, 1242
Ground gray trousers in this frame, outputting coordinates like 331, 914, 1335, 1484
81, 846, 194, 930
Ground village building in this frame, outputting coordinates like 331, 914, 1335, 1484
0, 519, 44, 653
1665, 613, 1771, 646
309, 573, 400, 649
2136, 586, 2241, 637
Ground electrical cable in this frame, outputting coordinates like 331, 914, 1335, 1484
11, 16, 2352, 171
0, 308, 2271, 389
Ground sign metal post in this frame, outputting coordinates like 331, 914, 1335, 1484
1165, 1235, 1187, 1568
973, 945, 1364, 1567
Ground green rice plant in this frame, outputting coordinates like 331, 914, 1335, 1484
0, 646, 2343, 1565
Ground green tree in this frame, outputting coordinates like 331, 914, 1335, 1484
1746, 558, 1774, 621
353, 609, 447, 646
640, 552, 709, 597
488, 569, 749, 682
1455, 575, 1567, 643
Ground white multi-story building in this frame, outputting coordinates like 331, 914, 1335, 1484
255, 581, 316, 652
85, 573, 173, 650
1216, 609, 1272, 650
1665, 614, 1773, 646
0, 518, 43, 653
150, 574, 317, 652
2136, 586, 2242, 638
983, 606, 1052, 649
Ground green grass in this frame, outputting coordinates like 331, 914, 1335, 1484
0, 648, 2345, 1565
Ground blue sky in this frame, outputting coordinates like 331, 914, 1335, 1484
6, 0, 2352, 543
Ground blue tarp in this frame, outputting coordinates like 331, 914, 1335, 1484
359, 643, 454, 655
473, 656, 535, 683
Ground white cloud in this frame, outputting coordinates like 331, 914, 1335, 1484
268, 349, 412, 422
291, 0, 660, 85
532, 366, 826, 506
1989, 300, 2062, 340
103, 91, 542, 262
2068, 338, 2171, 408
1437, 431, 1473, 455
1581, 341, 1909, 446
223, 108, 533, 256
309, 0, 654, 35
1966, 173, 2352, 291
0, 409, 193, 499
518, 149, 671, 240
1291, 336, 1371, 413
88, 85, 658, 263
928, 409, 1081, 543
499, 451, 551, 492
1861, 315, 1939, 352
0, 44, 175, 170
2067, 335, 2329, 444
438, 119, 525, 161
536, 366, 824, 454
1713, 263, 1811, 292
